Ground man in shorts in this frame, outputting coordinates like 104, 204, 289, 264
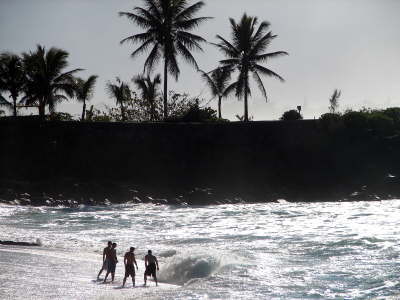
122, 247, 139, 287
97, 241, 112, 280
144, 250, 159, 286
103, 243, 118, 283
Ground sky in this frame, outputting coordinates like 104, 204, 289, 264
1, 0, 400, 120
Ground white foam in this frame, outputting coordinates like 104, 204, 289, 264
158, 251, 236, 285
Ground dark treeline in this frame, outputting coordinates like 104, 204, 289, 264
1, 115, 400, 206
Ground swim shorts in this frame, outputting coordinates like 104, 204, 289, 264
125, 264, 135, 277
144, 263, 156, 277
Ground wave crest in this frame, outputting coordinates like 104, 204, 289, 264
158, 252, 230, 285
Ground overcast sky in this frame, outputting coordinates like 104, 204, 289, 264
1, 0, 400, 120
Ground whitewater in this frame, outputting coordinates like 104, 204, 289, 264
1, 200, 400, 300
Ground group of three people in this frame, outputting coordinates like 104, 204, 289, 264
97, 241, 160, 287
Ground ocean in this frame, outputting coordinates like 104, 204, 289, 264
1, 200, 400, 299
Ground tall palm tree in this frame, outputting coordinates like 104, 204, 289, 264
74, 75, 98, 121
133, 73, 161, 121
119, 0, 211, 120
0, 53, 25, 116
214, 14, 288, 121
106, 77, 132, 121
199, 67, 232, 119
21, 45, 82, 119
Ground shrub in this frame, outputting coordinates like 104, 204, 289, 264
368, 111, 394, 134
319, 113, 343, 132
342, 110, 369, 130
383, 107, 400, 125
280, 109, 303, 121
48, 112, 75, 121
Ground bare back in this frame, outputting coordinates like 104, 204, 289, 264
124, 252, 136, 265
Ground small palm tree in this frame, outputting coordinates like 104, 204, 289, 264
119, 0, 211, 120
133, 74, 161, 121
199, 67, 232, 119
214, 14, 288, 121
105, 77, 132, 121
74, 75, 98, 121
0, 52, 25, 116
21, 45, 82, 119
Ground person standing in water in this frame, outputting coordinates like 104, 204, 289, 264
103, 243, 118, 283
144, 250, 159, 286
122, 247, 139, 287
97, 241, 112, 280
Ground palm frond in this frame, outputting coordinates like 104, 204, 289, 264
254, 64, 285, 82
119, 12, 152, 29
255, 51, 289, 62
175, 1, 205, 21
252, 70, 268, 101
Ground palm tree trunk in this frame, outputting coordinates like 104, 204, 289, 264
163, 57, 168, 121
244, 72, 249, 122
81, 100, 86, 121
218, 96, 222, 119
12, 95, 17, 117
120, 103, 125, 121
39, 99, 45, 120
244, 90, 248, 122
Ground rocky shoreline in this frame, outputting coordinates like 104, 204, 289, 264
0, 178, 398, 207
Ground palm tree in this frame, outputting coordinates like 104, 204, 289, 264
133, 74, 161, 121
0, 52, 25, 116
199, 67, 232, 119
105, 77, 132, 121
119, 0, 211, 120
74, 75, 98, 121
214, 14, 288, 121
21, 45, 82, 119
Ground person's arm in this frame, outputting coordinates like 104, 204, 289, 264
102, 248, 106, 262
145, 255, 148, 268
124, 253, 127, 266
114, 250, 118, 263
155, 257, 159, 270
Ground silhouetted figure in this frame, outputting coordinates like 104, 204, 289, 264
144, 250, 159, 286
103, 243, 118, 283
122, 247, 138, 287
97, 241, 112, 280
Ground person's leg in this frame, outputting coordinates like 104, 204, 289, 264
111, 272, 115, 282
122, 275, 127, 287
154, 274, 158, 286
103, 271, 110, 283
132, 274, 135, 287
144, 273, 147, 286
97, 268, 103, 279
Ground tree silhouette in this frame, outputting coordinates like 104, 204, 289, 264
119, 0, 211, 120
74, 75, 98, 121
106, 77, 132, 122
21, 45, 82, 119
0, 53, 25, 116
133, 73, 162, 121
199, 67, 232, 119
214, 14, 288, 121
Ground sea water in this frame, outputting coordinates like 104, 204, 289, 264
1, 200, 400, 299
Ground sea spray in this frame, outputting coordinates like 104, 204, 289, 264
158, 251, 237, 285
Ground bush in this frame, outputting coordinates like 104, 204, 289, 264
342, 110, 369, 130
319, 113, 343, 132
280, 110, 303, 121
383, 107, 400, 125
368, 112, 394, 134
167, 103, 220, 122
48, 112, 75, 121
